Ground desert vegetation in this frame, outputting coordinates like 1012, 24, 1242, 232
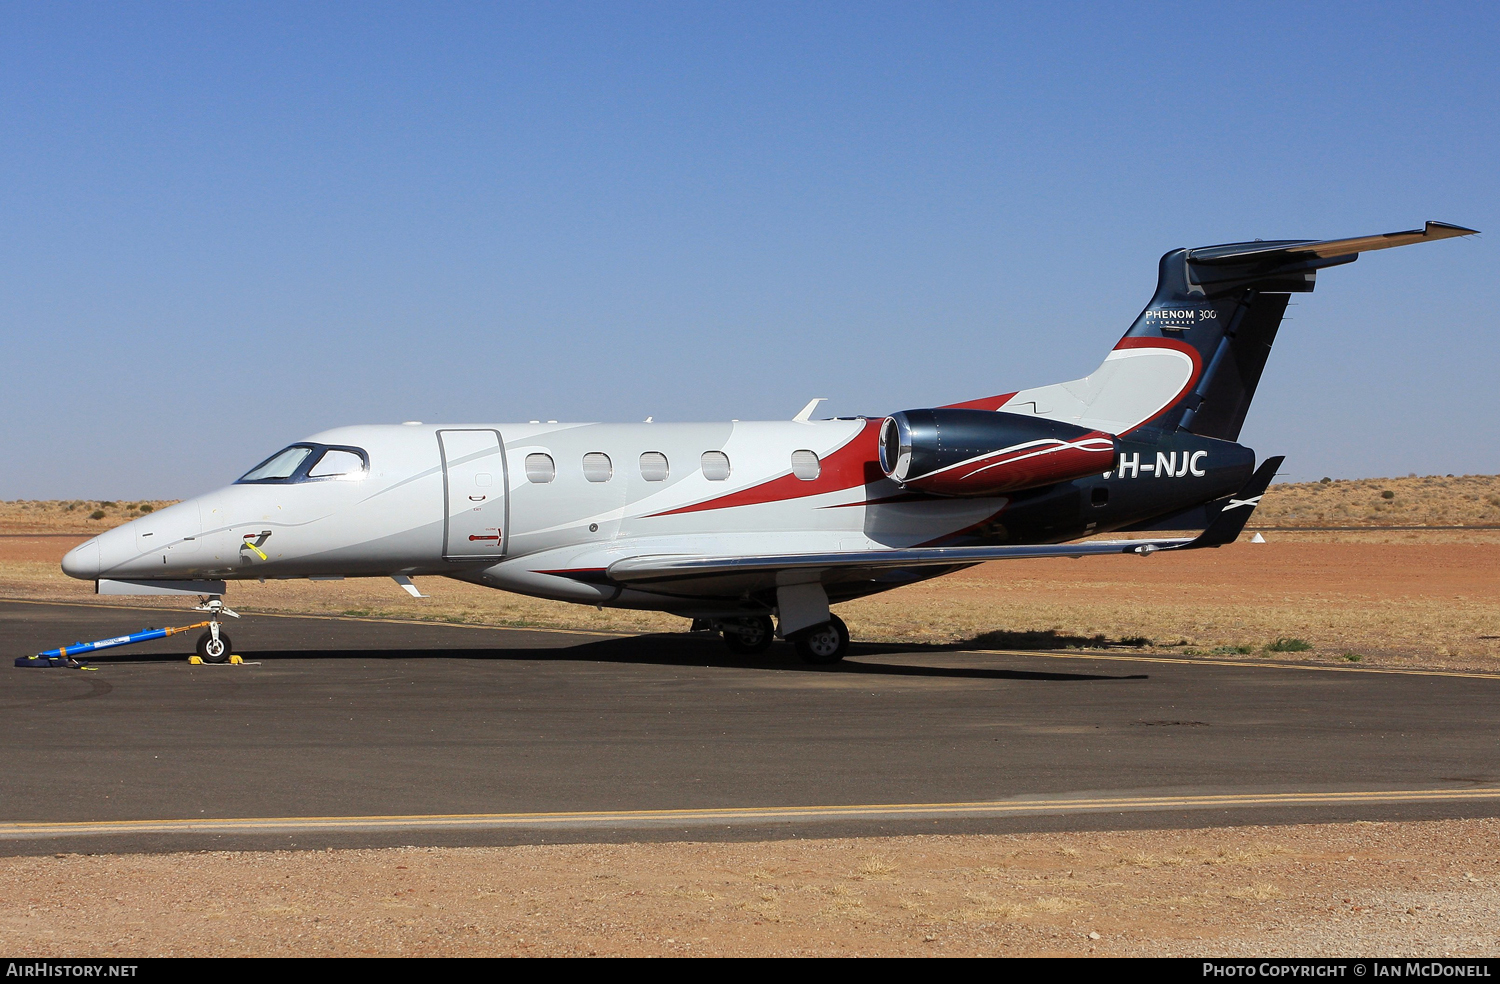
0, 499, 169, 533
1248, 473, 1500, 527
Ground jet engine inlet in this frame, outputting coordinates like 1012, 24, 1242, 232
879, 409, 1118, 496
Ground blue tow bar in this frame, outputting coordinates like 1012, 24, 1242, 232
16, 620, 211, 668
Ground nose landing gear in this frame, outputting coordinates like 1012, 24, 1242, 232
192, 597, 240, 664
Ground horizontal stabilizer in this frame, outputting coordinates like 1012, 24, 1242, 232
1188, 221, 1476, 266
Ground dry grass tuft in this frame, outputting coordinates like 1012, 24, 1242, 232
857, 856, 899, 878
1227, 883, 1284, 901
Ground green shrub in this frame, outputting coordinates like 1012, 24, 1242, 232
1380, 490, 1395, 500
1266, 637, 1313, 652
1342, 653, 1363, 662
139, 504, 154, 513
1211, 645, 1253, 655
89, 509, 106, 520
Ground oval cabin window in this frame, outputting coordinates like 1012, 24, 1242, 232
700, 451, 731, 481
582, 452, 613, 483
790, 449, 821, 481
525, 453, 555, 483
639, 451, 669, 482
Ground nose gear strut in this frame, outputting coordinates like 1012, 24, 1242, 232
192, 596, 240, 663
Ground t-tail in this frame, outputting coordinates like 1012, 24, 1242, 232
950, 220, 1477, 442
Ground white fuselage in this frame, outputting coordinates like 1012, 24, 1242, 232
62, 419, 1010, 615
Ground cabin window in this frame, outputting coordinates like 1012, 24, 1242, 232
701, 450, 731, 481
583, 452, 613, 483
525, 453, 555, 483
791, 449, 821, 481
306, 448, 366, 480
639, 451, 669, 482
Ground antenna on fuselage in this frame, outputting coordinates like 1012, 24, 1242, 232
793, 398, 827, 423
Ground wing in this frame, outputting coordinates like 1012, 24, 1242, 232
608, 458, 1282, 596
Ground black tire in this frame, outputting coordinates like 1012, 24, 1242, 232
196, 630, 232, 664
793, 615, 849, 665
722, 616, 774, 655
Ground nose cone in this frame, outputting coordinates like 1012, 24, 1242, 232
62, 539, 101, 580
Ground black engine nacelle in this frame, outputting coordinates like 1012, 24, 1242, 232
878, 409, 1118, 496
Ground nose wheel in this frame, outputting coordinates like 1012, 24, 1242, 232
196, 630, 233, 663
193, 596, 239, 664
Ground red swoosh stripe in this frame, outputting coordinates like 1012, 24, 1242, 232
649, 419, 884, 517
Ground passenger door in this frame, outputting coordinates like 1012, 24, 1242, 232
438, 429, 508, 561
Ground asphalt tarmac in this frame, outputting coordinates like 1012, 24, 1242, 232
3, 600, 1498, 855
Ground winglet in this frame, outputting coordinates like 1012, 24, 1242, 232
1183, 455, 1284, 548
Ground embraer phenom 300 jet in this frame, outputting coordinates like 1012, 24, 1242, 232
63, 222, 1475, 663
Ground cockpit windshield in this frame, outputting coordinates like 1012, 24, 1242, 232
237, 444, 369, 484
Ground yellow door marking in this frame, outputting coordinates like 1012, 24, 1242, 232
5, 787, 1499, 838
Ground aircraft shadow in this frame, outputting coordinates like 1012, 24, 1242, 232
93, 633, 1147, 682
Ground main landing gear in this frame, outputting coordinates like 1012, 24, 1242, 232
192, 597, 240, 664
720, 615, 775, 654
697, 613, 851, 664
790, 615, 849, 665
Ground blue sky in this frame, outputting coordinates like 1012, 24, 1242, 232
2, 1, 1495, 498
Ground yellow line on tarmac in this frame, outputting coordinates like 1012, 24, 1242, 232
5, 788, 1499, 839
973, 650, 1500, 682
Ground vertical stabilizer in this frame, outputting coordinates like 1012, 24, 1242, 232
952, 222, 1475, 440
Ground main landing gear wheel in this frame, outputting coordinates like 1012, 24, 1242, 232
196, 630, 232, 664
721, 616, 774, 655
793, 614, 849, 665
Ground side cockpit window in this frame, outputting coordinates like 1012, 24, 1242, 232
306, 449, 366, 480
237, 444, 369, 484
